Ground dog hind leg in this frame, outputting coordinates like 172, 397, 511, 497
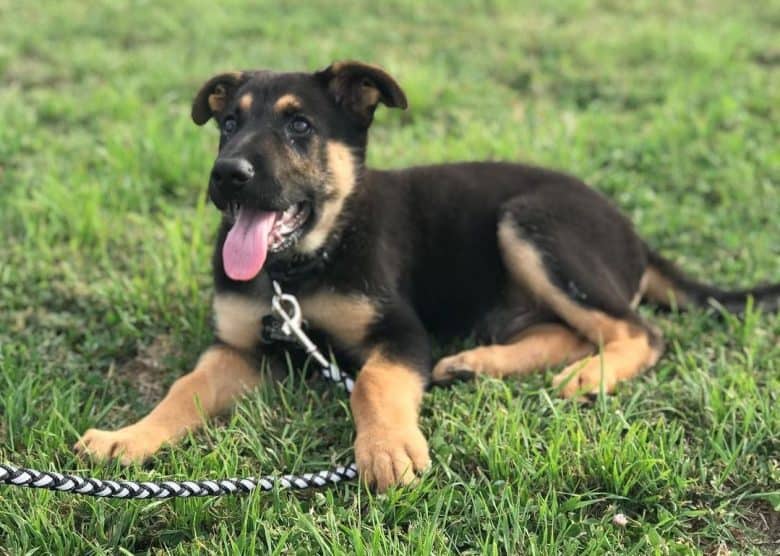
496, 205, 664, 398
433, 324, 594, 382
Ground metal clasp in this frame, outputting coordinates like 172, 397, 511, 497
269, 281, 353, 391
271, 281, 304, 337
270, 281, 329, 370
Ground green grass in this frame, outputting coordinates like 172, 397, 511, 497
1, 0, 779, 553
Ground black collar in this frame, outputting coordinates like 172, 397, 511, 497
265, 247, 331, 285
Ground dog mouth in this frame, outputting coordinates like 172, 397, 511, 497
222, 201, 312, 281
228, 201, 311, 251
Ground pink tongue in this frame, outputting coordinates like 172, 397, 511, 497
222, 208, 277, 281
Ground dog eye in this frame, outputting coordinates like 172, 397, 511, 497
288, 116, 312, 136
222, 117, 237, 135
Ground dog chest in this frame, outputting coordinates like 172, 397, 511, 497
213, 290, 376, 353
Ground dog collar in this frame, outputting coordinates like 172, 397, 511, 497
265, 247, 331, 285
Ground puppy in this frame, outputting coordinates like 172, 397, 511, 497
76, 61, 780, 492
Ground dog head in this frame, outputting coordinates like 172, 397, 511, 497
191, 61, 407, 281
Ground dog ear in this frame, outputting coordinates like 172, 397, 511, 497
191, 72, 246, 125
315, 61, 407, 126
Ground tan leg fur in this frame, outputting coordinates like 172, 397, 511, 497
351, 351, 430, 492
498, 220, 664, 398
550, 317, 662, 398
75, 345, 260, 464
433, 324, 594, 381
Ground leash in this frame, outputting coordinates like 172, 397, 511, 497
0, 282, 359, 499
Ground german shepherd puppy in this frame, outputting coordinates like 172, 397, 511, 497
76, 61, 780, 492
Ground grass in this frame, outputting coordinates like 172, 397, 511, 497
1, 0, 779, 553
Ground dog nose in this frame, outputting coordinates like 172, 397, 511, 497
210, 158, 255, 192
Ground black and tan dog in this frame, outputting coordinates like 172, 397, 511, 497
76, 61, 780, 491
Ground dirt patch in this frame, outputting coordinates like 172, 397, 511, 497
728, 500, 780, 553
114, 334, 183, 406
753, 500, 780, 545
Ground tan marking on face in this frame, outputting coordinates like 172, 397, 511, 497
239, 93, 253, 111
273, 93, 302, 113
213, 294, 271, 351
642, 266, 690, 307
301, 291, 375, 350
272, 133, 325, 188
74, 345, 260, 464
351, 350, 430, 491
497, 219, 663, 397
296, 141, 356, 253
433, 324, 594, 381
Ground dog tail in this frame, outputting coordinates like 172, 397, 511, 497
642, 247, 780, 313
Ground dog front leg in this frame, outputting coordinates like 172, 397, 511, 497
351, 349, 430, 491
350, 303, 433, 491
75, 344, 261, 464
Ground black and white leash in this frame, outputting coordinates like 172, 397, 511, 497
0, 282, 358, 499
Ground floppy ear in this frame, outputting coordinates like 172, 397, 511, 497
315, 61, 407, 126
191, 72, 246, 125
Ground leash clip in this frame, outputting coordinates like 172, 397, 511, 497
270, 281, 353, 391
270, 281, 321, 359
271, 281, 303, 334
271, 281, 313, 351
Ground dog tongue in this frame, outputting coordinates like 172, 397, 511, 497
222, 208, 277, 281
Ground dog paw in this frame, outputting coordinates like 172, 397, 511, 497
432, 354, 478, 384
552, 357, 617, 399
74, 426, 167, 465
354, 425, 430, 492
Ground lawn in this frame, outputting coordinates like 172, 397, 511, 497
1, 0, 779, 553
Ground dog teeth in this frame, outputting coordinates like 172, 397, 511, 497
282, 203, 301, 219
